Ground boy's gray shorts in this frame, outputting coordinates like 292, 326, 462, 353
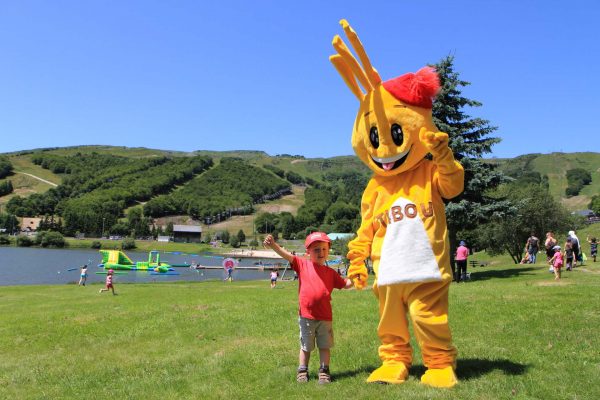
298, 316, 334, 352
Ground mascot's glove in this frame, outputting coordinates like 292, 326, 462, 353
347, 262, 368, 290
419, 127, 452, 159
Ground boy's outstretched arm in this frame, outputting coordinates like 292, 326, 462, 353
263, 235, 294, 264
343, 278, 353, 289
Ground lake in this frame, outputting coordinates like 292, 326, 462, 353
0, 247, 287, 286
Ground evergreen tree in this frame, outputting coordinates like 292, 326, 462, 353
237, 229, 246, 243
165, 222, 174, 236
432, 56, 510, 251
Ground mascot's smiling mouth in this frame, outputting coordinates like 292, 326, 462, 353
371, 148, 410, 171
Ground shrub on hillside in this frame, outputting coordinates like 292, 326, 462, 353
565, 168, 592, 197
0, 235, 11, 245
0, 180, 13, 196
16, 235, 34, 247
285, 171, 305, 185
91, 241, 102, 249
0, 156, 13, 179
230, 235, 240, 248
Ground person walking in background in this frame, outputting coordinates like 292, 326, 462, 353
564, 238, 574, 271
568, 231, 581, 267
544, 232, 558, 262
525, 232, 540, 264
549, 246, 563, 281
454, 241, 469, 282
224, 266, 233, 282
78, 264, 88, 286
587, 236, 597, 262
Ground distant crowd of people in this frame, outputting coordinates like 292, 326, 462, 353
519, 230, 598, 281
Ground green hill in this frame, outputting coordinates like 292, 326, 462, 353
1, 147, 598, 237
488, 152, 600, 211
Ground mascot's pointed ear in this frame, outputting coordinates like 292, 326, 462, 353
330, 54, 364, 101
330, 20, 382, 101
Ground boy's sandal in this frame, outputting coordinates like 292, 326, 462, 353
296, 369, 309, 383
318, 369, 331, 384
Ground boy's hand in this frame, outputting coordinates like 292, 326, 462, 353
263, 234, 274, 248
347, 262, 368, 290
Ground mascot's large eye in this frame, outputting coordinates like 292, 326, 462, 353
369, 126, 380, 148
391, 124, 404, 146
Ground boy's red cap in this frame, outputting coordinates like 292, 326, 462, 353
304, 232, 331, 249
382, 66, 441, 108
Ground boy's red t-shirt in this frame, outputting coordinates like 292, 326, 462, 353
291, 255, 346, 321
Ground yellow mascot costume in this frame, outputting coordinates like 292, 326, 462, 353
330, 20, 464, 387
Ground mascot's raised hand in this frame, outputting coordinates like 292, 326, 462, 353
330, 20, 464, 388
419, 127, 449, 156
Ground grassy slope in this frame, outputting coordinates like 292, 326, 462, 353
1, 253, 599, 399
0, 155, 62, 210
204, 185, 306, 236
491, 152, 600, 211
2, 147, 599, 218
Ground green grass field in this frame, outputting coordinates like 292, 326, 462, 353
1, 253, 599, 399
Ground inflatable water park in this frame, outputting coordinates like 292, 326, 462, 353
98, 250, 187, 274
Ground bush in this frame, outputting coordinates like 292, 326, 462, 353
91, 241, 102, 249
249, 239, 259, 248
36, 231, 66, 248
285, 171, 305, 185
16, 235, 34, 247
0, 235, 11, 245
230, 235, 240, 248
121, 238, 136, 250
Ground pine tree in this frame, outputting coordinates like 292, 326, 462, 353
432, 56, 511, 250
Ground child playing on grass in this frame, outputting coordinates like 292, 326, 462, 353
99, 269, 117, 295
549, 246, 563, 281
78, 264, 88, 286
263, 232, 353, 384
587, 236, 597, 262
270, 269, 279, 288
519, 250, 530, 264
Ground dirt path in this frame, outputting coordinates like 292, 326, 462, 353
16, 172, 58, 187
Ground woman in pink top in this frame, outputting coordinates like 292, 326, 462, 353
455, 241, 469, 283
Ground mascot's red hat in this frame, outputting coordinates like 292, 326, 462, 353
382, 66, 441, 109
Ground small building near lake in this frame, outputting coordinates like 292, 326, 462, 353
327, 233, 355, 241
172, 225, 202, 243
20, 217, 42, 236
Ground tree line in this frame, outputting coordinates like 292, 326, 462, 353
143, 157, 291, 222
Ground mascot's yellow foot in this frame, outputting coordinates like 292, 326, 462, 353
420, 366, 458, 388
366, 364, 409, 384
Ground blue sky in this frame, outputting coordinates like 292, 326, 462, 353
1, 0, 598, 158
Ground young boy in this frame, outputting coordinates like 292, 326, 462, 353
263, 232, 353, 384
